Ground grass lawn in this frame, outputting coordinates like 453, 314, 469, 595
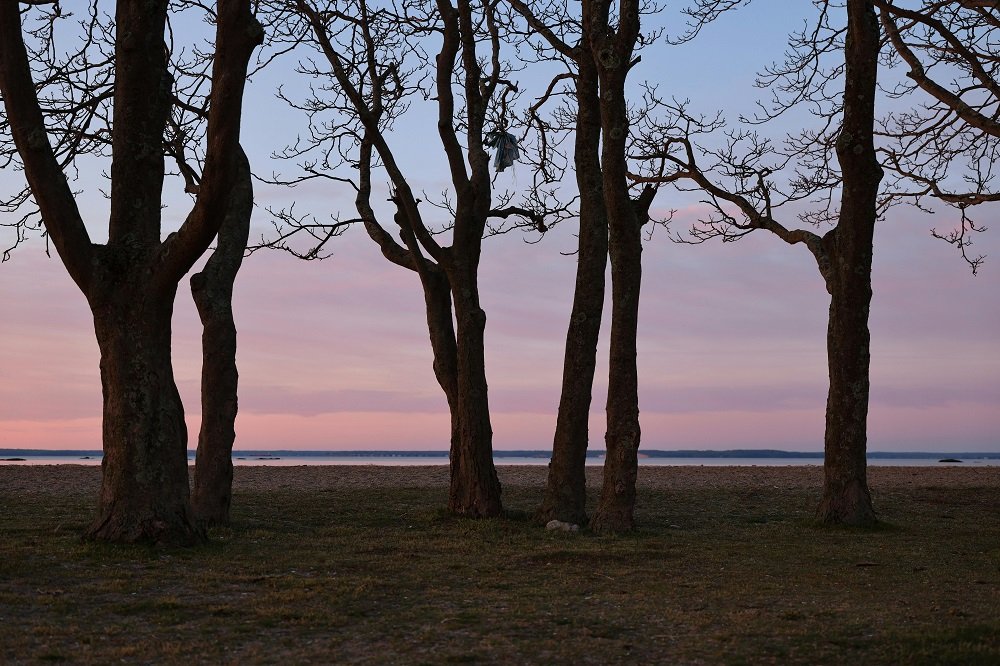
1, 467, 998, 664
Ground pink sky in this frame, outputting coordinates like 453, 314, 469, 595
2, 198, 997, 453
1, 4, 997, 453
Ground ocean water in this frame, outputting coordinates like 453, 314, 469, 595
1, 450, 998, 467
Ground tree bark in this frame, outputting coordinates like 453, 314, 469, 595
591, 203, 642, 534
419, 267, 466, 495
816, 0, 882, 526
361, 155, 502, 518
440, 0, 503, 518
818, 267, 877, 526
0, 0, 260, 543
538, 47, 607, 526
447, 263, 503, 517
589, 0, 646, 534
300, 0, 504, 518
86, 280, 203, 545
190, 150, 253, 527
414, 251, 501, 517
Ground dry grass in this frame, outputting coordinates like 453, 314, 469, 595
1, 465, 998, 664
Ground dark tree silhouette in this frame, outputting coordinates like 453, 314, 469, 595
506, 0, 609, 527
189, 148, 253, 526
506, 0, 657, 532
261, 0, 560, 517
585, 0, 657, 534
639, 0, 1000, 525
636, 0, 883, 525
0, 0, 262, 543
0, 5, 259, 528
155, 27, 259, 527
875, 0, 1000, 273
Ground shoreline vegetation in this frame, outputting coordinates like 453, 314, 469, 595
2, 465, 998, 663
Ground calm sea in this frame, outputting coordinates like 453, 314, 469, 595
1, 450, 998, 467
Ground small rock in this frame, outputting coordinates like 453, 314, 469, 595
545, 519, 580, 532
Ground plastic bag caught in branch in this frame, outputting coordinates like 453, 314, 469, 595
484, 130, 520, 172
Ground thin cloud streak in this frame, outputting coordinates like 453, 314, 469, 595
2, 161, 998, 453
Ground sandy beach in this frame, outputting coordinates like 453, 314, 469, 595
3, 463, 998, 664
1, 463, 996, 496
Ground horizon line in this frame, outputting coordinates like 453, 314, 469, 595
3, 448, 999, 459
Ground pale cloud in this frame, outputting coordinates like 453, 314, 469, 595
0, 417, 102, 449
3, 211, 998, 452
236, 386, 447, 417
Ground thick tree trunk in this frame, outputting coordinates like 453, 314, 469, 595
189, 283, 237, 527
86, 285, 204, 545
420, 268, 466, 481
817, 0, 882, 526
190, 151, 252, 527
591, 210, 642, 534
447, 266, 502, 518
538, 52, 607, 526
419, 265, 501, 516
0, 0, 259, 545
423, 270, 460, 411
83, 6, 198, 544
591, 32, 645, 532
818, 271, 876, 525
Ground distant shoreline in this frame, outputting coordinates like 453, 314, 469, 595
2, 448, 999, 468
2, 448, 999, 460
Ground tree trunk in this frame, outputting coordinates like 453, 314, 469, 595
817, 269, 876, 526
419, 263, 501, 517
0, 0, 260, 545
591, 57, 644, 533
538, 51, 607, 526
86, 283, 204, 545
190, 150, 252, 527
591, 209, 642, 533
816, 0, 882, 526
420, 268, 466, 492
447, 265, 502, 518
423, 269, 459, 412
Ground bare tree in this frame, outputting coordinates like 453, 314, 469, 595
0, 1, 114, 260
0, 0, 262, 543
262, 0, 559, 517
0, 0, 258, 529
875, 0, 1000, 272
506, 0, 609, 526
505, 0, 656, 532
188, 148, 253, 526
636, 0, 883, 525
159, 11, 258, 526
586, 0, 657, 533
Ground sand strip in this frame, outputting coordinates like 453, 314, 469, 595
1, 464, 996, 496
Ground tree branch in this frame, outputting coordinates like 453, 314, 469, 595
0, 0, 93, 291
